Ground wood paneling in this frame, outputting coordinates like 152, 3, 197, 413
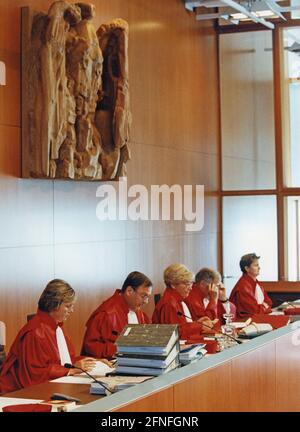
230, 343, 276, 411
0, 246, 54, 347
174, 363, 231, 411
0, 124, 20, 177
55, 241, 127, 352
276, 332, 300, 411
264, 281, 300, 292
0, 0, 219, 353
114, 387, 173, 412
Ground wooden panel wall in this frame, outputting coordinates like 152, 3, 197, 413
113, 333, 300, 412
275, 332, 300, 411
0, 0, 219, 352
174, 363, 232, 411
113, 387, 174, 412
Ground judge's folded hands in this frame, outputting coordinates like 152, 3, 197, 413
67, 357, 114, 375
197, 317, 219, 334
67, 357, 97, 375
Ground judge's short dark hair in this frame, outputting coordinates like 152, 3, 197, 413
195, 268, 220, 284
239, 253, 260, 273
121, 272, 152, 293
38, 279, 76, 312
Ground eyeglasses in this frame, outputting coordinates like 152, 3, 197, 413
176, 281, 193, 287
63, 303, 75, 310
133, 290, 151, 300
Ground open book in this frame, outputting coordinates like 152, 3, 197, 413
230, 318, 252, 329
239, 323, 273, 338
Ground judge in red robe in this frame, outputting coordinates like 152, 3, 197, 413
152, 264, 216, 339
185, 267, 236, 323
229, 253, 272, 318
0, 279, 96, 394
81, 272, 152, 359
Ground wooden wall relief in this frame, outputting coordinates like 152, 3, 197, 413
22, 1, 131, 180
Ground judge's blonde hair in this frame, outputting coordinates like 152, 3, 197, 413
38, 279, 76, 312
164, 264, 194, 287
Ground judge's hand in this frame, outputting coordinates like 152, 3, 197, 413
208, 283, 219, 303
68, 357, 97, 375
262, 302, 270, 309
97, 358, 114, 368
217, 282, 227, 302
199, 317, 218, 334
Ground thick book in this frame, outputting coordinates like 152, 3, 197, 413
117, 343, 179, 368
115, 356, 180, 376
116, 324, 179, 355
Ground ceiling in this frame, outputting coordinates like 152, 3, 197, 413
185, 0, 300, 29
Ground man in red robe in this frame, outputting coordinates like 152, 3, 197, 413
229, 253, 272, 318
81, 272, 152, 359
0, 279, 96, 394
185, 268, 236, 323
152, 264, 216, 339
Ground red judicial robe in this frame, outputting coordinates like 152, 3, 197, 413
0, 310, 76, 394
81, 290, 150, 359
185, 283, 236, 323
229, 274, 272, 319
152, 287, 204, 339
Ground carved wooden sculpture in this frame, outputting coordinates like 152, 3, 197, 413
22, 1, 131, 180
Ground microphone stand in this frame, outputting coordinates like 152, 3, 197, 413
177, 311, 242, 345
64, 363, 114, 394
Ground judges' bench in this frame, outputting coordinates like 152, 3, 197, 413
5, 324, 300, 412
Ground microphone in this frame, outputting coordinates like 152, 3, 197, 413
176, 311, 242, 345
64, 363, 114, 394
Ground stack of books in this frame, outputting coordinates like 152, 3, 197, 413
115, 324, 180, 376
179, 343, 207, 365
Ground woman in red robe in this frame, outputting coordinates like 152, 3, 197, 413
152, 264, 216, 339
229, 253, 272, 318
0, 279, 96, 394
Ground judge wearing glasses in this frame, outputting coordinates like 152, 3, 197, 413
152, 264, 216, 339
0, 279, 96, 394
81, 271, 152, 359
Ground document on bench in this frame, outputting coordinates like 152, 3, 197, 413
51, 360, 115, 384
